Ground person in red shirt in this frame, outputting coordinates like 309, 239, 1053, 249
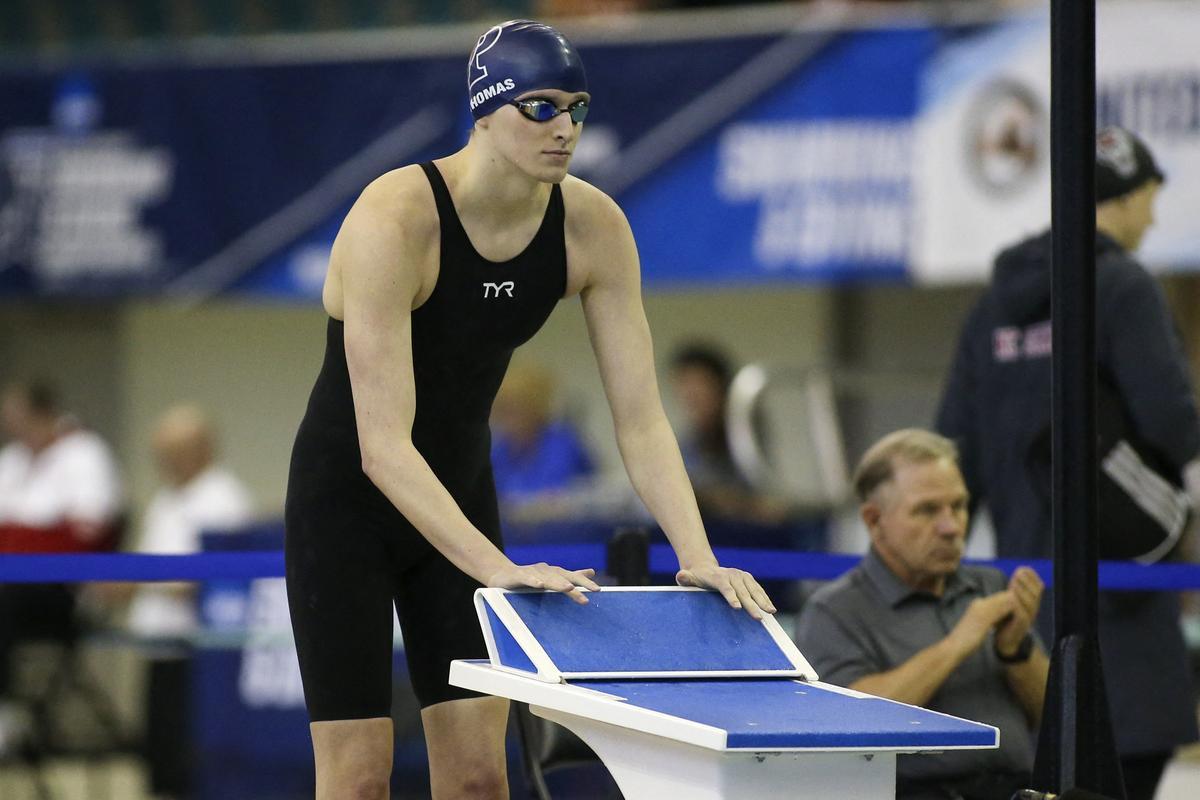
0, 381, 124, 756
0, 381, 123, 552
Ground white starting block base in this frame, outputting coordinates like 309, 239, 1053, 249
452, 658, 993, 800
535, 707, 896, 800
450, 589, 998, 800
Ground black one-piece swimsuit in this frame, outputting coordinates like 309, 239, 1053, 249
284, 162, 567, 717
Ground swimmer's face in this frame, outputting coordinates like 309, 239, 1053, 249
480, 88, 589, 183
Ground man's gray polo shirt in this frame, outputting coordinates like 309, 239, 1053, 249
794, 549, 1038, 786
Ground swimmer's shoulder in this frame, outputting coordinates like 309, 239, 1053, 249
559, 175, 639, 296
349, 164, 440, 246
324, 166, 441, 316
560, 174, 632, 244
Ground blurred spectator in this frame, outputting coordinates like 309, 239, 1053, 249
796, 429, 1048, 800
670, 344, 742, 494
0, 380, 123, 757
490, 362, 595, 513
669, 343, 788, 524
123, 404, 254, 799
0, 380, 123, 552
127, 404, 254, 634
936, 127, 1199, 800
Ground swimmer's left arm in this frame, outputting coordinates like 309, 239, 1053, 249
573, 189, 774, 618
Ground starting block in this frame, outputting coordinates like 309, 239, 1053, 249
450, 587, 998, 799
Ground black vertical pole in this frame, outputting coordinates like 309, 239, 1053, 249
607, 527, 649, 586
1032, 1, 1124, 796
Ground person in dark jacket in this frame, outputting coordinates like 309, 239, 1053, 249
936, 126, 1200, 800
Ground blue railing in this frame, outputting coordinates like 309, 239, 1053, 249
3, 545, 1199, 591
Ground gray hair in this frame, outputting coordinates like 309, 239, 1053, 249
852, 428, 959, 503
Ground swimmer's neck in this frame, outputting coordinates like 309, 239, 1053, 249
438, 141, 552, 225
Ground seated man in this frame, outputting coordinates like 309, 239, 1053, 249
795, 429, 1048, 800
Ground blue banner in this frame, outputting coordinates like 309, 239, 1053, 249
622, 28, 932, 286
0, 55, 464, 297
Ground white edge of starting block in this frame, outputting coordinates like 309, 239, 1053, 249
450, 659, 730, 750
761, 611, 820, 681
474, 586, 819, 683
475, 588, 562, 682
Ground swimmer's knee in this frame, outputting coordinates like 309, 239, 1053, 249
346, 774, 391, 800
317, 760, 391, 800
433, 764, 507, 800
311, 717, 394, 800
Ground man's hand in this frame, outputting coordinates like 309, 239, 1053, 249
486, 563, 601, 604
948, 592, 1017, 656
994, 566, 1043, 657
676, 564, 776, 619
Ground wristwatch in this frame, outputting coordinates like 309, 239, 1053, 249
995, 633, 1034, 664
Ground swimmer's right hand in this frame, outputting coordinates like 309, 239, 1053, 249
486, 563, 602, 604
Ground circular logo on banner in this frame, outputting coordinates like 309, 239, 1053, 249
964, 79, 1045, 197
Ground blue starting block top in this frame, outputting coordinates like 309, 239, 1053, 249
475, 586, 815, 682
571, 679, 997, 750
459, 587, 998, 754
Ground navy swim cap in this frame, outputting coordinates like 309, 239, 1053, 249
467, 20, 587, 121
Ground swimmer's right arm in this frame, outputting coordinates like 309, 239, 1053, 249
337, 174, 600, 602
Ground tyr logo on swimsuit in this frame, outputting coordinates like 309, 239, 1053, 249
483, 281, 515, 298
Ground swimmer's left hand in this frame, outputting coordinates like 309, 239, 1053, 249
675, 564, 776, 620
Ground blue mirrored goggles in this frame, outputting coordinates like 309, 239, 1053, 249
510, 97, 590, 124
